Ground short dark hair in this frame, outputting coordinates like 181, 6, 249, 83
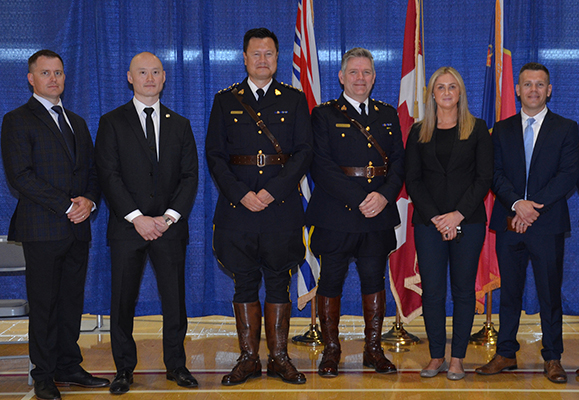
243, 28, 279, 53
28, 50, 64, 73
519, 62, 550, 85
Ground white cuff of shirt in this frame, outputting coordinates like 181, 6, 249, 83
164, 209, 181, 223
125, 210, 143, 223
66, 201, 97, 214
511, 199, 523, 211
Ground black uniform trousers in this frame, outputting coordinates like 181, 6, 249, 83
213, 227, 304, 304
109, 236, 188, 372
311, 227, 396, 298
23, 237, 88, 382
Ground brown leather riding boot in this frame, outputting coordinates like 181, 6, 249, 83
317, 295, 341, 378
362, 290, 396, 374
222, 301, 262, 386
264, 302, 306, 384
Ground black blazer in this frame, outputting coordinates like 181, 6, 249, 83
490, 110, 579, 234
206, 78, 313, 233
95, 101, 198, 241
405, 118, 493, 226
306, 94, 404, 232
1, 97, 99, 242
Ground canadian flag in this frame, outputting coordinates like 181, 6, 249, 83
388, 0, 425, 324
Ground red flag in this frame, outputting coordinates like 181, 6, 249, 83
389, 0, 425, 324
475, 0, 515, 313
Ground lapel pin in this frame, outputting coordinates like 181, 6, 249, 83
238, 89, 245, 95
341, 105, 347, 111
275, 89, 282, 96
374, 105, 379, 112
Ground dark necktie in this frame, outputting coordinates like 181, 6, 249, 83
51, 105, 76, 159
359, 103, 366, 116
257, 88, 265, 103
144, 107, 157, 161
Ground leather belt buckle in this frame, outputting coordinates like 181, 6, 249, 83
257, 153, 266, 167
365, 165, 375, 179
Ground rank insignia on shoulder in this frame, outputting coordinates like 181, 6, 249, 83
341, 105, 347, 111
238, 88, 245, 95
275, 89, 282, 96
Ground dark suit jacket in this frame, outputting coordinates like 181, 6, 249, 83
206, 78, 313, 233
1, 96, 99, 242
490, 110, 579, 234
305, 94, 404, 232
95, 101, 198, 241
405, 118, 493, 226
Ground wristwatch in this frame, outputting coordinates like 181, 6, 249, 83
163, 215, 174, 227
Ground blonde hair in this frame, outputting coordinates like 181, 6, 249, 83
418, 66, 475, 143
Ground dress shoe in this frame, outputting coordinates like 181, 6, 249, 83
109, 370, 133, 395
420, 360, 448, 378
475, 354, 517, 375
54, 369, 110, 388
544, 360, 567, 383
34, 379, 61, 400
166, 366, 198, 388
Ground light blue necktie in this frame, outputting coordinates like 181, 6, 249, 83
524, 117, 535, 199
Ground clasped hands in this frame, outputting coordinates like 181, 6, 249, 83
431, 211, 464, 241
133, 214, 175, 241
240, 189, 275, 212
511, 200, 544, 233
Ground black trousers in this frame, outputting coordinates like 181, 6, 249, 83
414, 223, 485, 359
310, 227, 396, 298
495, 230, 564, 361
23, 237, 88, 382
109, 236, 188, 372
213, 227, 304, 303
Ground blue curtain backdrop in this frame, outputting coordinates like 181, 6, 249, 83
1, 0, 578, 318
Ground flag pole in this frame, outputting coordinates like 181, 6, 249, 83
292, 296, 323, 346
469, 290, 498, 345
382, 307, 420, 352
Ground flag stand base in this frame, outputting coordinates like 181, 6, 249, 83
381, 310, 420, 352
292, 323, 323, 346
469, 322, 498, 346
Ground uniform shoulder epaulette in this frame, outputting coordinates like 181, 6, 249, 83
278, 82, 303, 93
315, 99, 338, 108
217, 82, 241, 94
372, 99, 395, 109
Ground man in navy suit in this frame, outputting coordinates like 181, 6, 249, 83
1, 50, 108, 400
95, 52, 198, 394
476, 63, 579, 383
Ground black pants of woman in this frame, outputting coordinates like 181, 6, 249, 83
414, 223, 485, 359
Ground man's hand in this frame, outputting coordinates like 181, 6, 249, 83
240, 191, 269, 212
256, 189, 274, 205
359, 192, 388, 218
511, 214, 529, 234
513, 200, 543, 226
153, 215, 174, 234
133, 215, 163, 241
67, 196, 93, 224
431, 211, 464, 241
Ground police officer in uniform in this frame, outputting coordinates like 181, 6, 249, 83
306, 48, 404, 378
206, 28, 312, 385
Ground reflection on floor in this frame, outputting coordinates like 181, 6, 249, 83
2, 313, 579, 399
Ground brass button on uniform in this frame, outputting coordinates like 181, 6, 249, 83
341, 133, 345, 137
257, 112, 261, 117
368, 143, 372, 148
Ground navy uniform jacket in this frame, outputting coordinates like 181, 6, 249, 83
206, 78, 313, 233
306, 94, 404, 232
405, 118, 493, 226
95, 101, 198, 241
490, 110, 579, 234
2, 97, 99, 242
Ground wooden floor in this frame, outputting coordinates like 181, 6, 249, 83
2, 313, 579, 399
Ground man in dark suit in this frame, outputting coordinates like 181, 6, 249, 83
1, 49, 108, 400
306, 48, 404, 377
476, 63, 579, 383
95, 52, 198, 394
206, 28, 312, 385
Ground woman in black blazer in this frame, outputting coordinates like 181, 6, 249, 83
405, 67, 493, 380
